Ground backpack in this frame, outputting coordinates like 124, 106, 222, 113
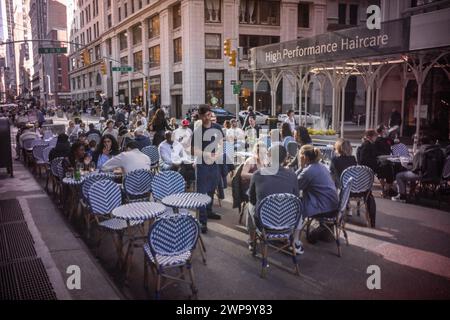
420, 145, 445, 184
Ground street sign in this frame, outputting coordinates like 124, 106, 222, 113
233, 84, 241, 95
38, 47, 67, 54
230, 80, 242, 85
112, 66, 134, 72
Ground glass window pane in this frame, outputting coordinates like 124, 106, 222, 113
149, 45, 160, 67
205, 0, 221, 23
173, 3, 181, 29
174, 38, 182, 62
205, 33, 221, 59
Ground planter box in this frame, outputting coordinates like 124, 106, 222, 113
310, 134, 339, 145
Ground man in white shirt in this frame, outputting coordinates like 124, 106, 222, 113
101, 141, 151, 174
173, 119, 193, 154
159, 131, 195, 186
226, 119, 245, 145
284, 109, 296, 133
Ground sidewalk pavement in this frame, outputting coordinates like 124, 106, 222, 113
0, 161, 122, 300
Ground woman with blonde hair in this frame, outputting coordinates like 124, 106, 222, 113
291, 145, 339, 251
329, 138, 357, 187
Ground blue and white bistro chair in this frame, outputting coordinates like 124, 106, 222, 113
143, 213, 200, 299
141, 145, 160, 173
302, 178, 354, 257
89, 180, 143, 261
340, 165, 374, 226
254, 193, 302, 278
49, 157, 65, 200
81, 173, 114, 238
391, 143, 410, 158
151, 170, 186, 203
123, 169, 153, 202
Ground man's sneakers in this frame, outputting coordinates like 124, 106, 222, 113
294, 241, 305, 255
207, 212, 222, 220
391, 194, 406, 203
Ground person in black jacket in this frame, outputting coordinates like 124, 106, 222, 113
374, 125, 395, 196
357, 129, 378, 173
149, 108, 170, 146
49, 133, 71, 162
330, 138, 357, 187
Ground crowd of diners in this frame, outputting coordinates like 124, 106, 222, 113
13, 103, 449, 247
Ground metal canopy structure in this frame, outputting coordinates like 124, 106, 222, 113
249, 16, 450, 151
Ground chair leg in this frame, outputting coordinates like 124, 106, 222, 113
143, 259, 149, 290
342, 222, 349, 245
260, 241, 268, 279
155, 272, 161, 300
335, 224, 341, 257
187, 263, 198, 297
291, 239, 300, 276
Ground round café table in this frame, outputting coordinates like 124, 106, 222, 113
161, 192, 211, 264
112, 202, 167, 278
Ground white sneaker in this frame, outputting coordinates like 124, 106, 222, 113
291, 241, 304, 255
391, 194, 406, 203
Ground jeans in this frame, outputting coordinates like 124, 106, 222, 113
395, 171, 419, 195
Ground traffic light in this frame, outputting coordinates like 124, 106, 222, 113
81, 50, 90, 66
144, 81, 148, 91
229, 50, 237, 67
223, 38, 231, 57
80, 52, 85, 65
101, 61, 107, 75
242, 88, 251, 97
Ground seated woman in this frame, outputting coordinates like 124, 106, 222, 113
63, 141, 86, 172
287, 126, 312, 170
292, 145, 339, 249
241, 142, 268, 192
281, 122, 295, 149
329, 138, 357, 187
92, 134, 120, 170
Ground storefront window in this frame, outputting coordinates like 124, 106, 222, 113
205, 34, 221, 59
118, 81, 129, 104
131, 79, 143, 106
149, 45, 160, 67
205, 70, 224, 107
205, 0, 221, 23
149, 75, 161, 107
148, 15, 160, 38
